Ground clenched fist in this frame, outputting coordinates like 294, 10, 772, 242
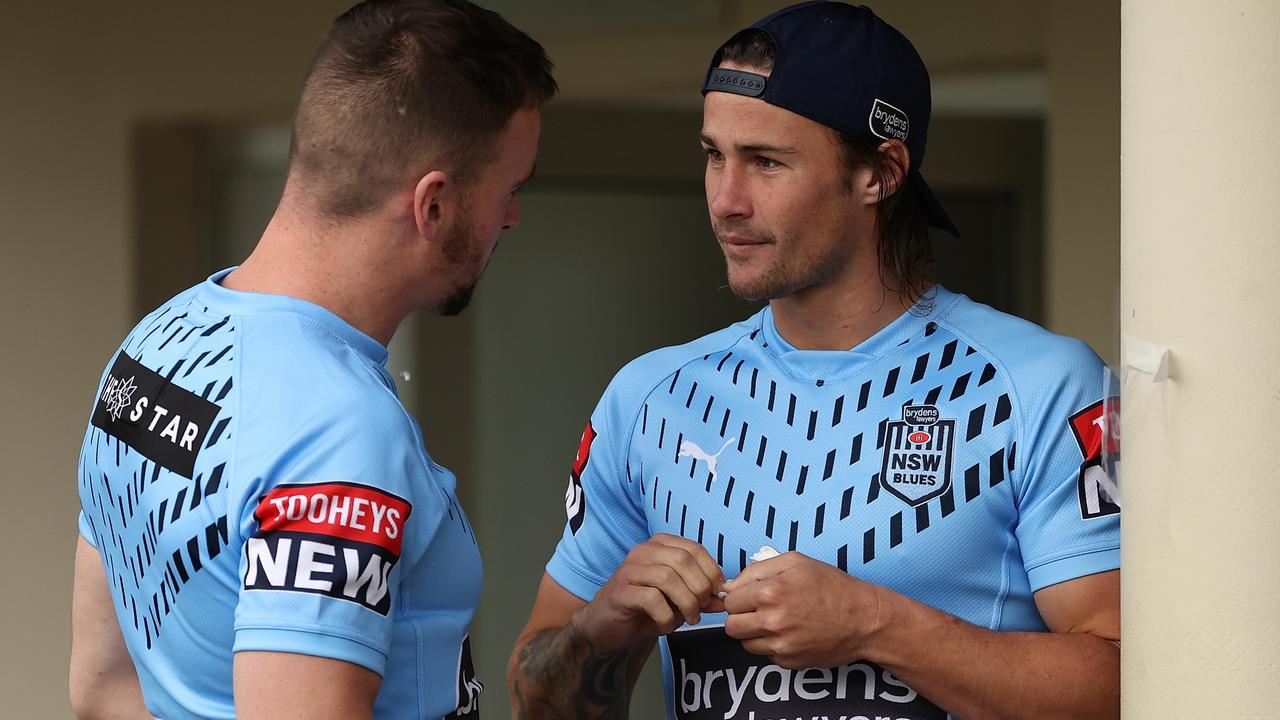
571, 534, 726, 654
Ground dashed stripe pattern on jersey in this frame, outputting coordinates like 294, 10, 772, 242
79, 304, 237, 649
634, 322, 1015, 574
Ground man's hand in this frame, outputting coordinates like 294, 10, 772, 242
722, 550, 883, 669
508, 536, 726, 719
572, 533, 726, 654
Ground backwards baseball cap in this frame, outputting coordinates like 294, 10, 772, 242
701, 1, 959, 237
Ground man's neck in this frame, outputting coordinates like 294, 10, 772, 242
221, 207, 410, 347
768, 272, 920, 351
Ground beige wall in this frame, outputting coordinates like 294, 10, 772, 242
0, 4, 347, 716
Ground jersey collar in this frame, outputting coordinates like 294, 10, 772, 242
757, 286, 960, 380
196, 268, 389, 366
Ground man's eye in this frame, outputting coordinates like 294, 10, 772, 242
756, 157, 780, 170
705, 148, 724, 163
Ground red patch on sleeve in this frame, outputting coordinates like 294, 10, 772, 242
1068, 399, 1120, 463
572, 421, 597, 477
254, 482, 412, 557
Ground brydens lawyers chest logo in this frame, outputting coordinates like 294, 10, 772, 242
669, 625, 946, 720
880, 405, 954, 507
444, 635, 482, 719
869, 98, 909, 142
244, 482, 412, 616
91, 350, 221, 479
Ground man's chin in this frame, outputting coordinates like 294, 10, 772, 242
727, 269, 787, 303
437, 283, 477, 316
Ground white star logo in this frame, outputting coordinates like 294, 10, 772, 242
103, 375, 137, 422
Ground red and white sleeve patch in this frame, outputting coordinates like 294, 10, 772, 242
253, 482, 412, 555
564, 421, 595, 534
244, 482, 413, 615
1067, 399, 1122, 519
1068, 399, 1120, 463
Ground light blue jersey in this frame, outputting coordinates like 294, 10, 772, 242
548, 286, 1119, 720
77, 269, 483, 719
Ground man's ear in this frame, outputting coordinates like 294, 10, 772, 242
413, 170, 451, 242
864, 139, 910, 203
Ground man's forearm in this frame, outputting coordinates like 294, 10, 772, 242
508, 621, 634, 720
868, 588, 1120, 720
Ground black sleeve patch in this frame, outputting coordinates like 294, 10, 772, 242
91, 350, 222, 479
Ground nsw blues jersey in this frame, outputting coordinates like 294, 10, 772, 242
77, 269, 483, 719
547, 286, 1120, 720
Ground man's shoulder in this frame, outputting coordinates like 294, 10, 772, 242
236, 315, 406, 439
934, 289, 1104, 389
599, 313, 763, 413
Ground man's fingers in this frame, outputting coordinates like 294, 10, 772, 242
722, 574, 781, 614
724, 551, 792, 589
623, 564, 702, 625
630, 586, 681, 633
637, 541, 721, 604
724, 611, 766, 641
650, 534, 726, 590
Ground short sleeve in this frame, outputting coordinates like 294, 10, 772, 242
1013, 340, 1121, 592
231, 395, 441, 677
546, 377, 651, 602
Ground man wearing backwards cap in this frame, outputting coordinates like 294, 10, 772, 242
509, 2, 1119, 719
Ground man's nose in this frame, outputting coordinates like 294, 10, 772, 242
709, 164, 752, 221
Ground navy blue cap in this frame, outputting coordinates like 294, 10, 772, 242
702, 1, 959, 237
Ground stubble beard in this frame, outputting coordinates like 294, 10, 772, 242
719, 225, 852, 302
435, 199, 487, 317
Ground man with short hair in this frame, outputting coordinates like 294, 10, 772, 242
69, 1, 555, 718
508, 3, 1119, 718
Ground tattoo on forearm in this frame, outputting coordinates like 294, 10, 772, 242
513, 626, 631, 719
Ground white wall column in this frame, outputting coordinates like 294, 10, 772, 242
1122, 1, 1280, 715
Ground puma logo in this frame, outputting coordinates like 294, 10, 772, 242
678, 438, 736, 485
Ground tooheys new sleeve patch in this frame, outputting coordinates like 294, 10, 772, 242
91, 350, 222, 479
564, 421, 595, 534
1068, 399, 1122, 520
244, 482, 413, 616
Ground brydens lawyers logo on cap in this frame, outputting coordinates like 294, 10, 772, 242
869, 98, 909, 142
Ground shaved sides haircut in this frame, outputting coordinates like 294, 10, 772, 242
290, 0, 557, 218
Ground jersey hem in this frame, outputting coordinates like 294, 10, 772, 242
233, 626, 389, 676
545, 557, 604, 603
1025, 546, 1120, 592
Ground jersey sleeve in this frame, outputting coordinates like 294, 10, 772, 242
77, 511, 97, 547
545, 375, 651, 602
231, 391, 441, 677
1012, 339, 1121, 592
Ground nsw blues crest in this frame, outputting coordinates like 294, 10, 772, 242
879, 405, 954, 507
